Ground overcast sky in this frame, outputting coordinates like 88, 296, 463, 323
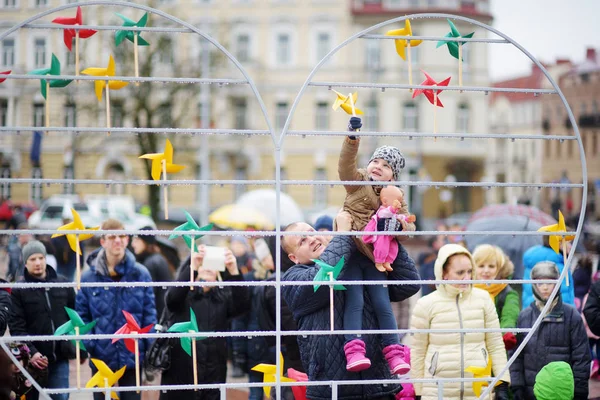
489, 0, 600, 81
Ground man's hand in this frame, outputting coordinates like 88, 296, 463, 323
191, 245, 206, 272
224, 249, 240, 276
335, 211, 353, 232
30, 352, 48, 369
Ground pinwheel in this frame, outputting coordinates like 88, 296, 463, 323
112, 311, 153, 392
54, 307, 96, 388
86, 358, 126, 400
115, 13, 149, 82
412, 70, 451, 134
28, 54, 72, 129
436, 19, 474, 87
169, 211, 213, 290
251, 352, 296, 398
139, 139, 185, 220
385, 19, 423, 90
167, 308, 206, 390
81, 55, 128, 135
51, 208, 99, 290
312, 257, 345, 331
465, 357, 498, 397
0, 70, 11, 83
331, 90, 363, 117
538, 210, 575, 285
52, 6, 97, 78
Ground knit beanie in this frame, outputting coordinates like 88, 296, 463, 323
314, 215, 333, 231
369, 145, 405, 181
533, 361, 574, 400
137, 226, 157, 246
22, 240, 47, 262
531, 261, 560, 303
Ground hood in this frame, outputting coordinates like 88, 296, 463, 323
533, 361, 574, 400
23, 263, 58, 283
523, 245, 563, 270
434, 244, 475, 297
87, 247, 136, 277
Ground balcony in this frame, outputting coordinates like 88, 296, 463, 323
579, 113, 600, 128
351, 0, 493, 19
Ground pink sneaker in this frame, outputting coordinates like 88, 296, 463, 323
383, 344, 411, 375
592, 359, 599, 379
344, 339, 371, 372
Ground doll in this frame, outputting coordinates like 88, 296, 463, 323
363, 185, 416, 272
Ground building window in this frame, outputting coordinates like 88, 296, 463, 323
2, 0, 17, 8
0, 99, 7, 126
35, 0, 47, 5
235, 33, 250, 63
315, 102, 329, 130
462, 45, 470, 81
34, 38, 46, 67
0, 166, 10, 200
365, 99, 379, 131
316, 32, 331, 63
65, 39, 76, 66
64, 103, 76, 127
2, 39, 14, 67
593, 100, 599, 114
593, 131, 598, 156
112, 101, 124, 127
33, 103, 44, 127
403, 102, 418, 131
365, 39, 381, 71
457, 103, 469, 132
580, 102, 587, 116
234, 164, 247, 199
275, 101, 288, 131
233, 98, 247, 130
158, 38, 174, 64
314, 167, 327, 207
276, 33, 291, 65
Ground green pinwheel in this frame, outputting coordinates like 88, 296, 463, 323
28, 53, 72, 99
115, 13, 150, 47
54, 307, 96, 351
436, 19, 474, 60
169, 211, 213, 252
312, 257, 346, 292
167, 308, 206, 356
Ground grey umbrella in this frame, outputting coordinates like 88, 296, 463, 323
465, 214, 549, 280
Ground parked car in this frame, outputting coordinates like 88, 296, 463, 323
85, 195, 156, 231
28, 195, 98, 230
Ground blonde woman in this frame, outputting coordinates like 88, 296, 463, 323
410, 244, 510, 400
472, 244, 520, 351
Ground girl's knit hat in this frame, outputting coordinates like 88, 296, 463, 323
369, 145, 405, 181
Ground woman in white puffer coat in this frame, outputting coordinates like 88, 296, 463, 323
410, 244, 511, 400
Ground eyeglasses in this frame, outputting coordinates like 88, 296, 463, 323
104, 234, 128, 241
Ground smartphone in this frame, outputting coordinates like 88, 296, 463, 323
201, 246, 226, 272
253, 238, 271, 261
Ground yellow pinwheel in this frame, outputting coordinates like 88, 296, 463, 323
331, 90, 363, 116
86, 359, 126, 400
51, 208, 99, 255
251, 352, 296, 397
464, 357, 497, 397
385, 19, 423, 60
538, 210, 575, 254
139, 139, 185, 220
81, 55, 128, 101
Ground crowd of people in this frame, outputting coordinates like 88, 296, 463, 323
0, 116, 598, 400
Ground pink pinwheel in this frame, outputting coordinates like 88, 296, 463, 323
52, 6, 97, 51
0, 70, 10, 83
412, 70, 451, 107
112, 310, 153, 353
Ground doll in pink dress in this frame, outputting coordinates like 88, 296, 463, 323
363, 186, 416, 272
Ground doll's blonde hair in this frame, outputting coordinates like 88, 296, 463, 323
472, 244, 514, 280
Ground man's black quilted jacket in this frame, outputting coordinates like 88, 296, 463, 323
282, 236, 420, 400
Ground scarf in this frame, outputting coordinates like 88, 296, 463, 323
474, 282, 507, 300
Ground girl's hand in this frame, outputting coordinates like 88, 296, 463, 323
224, 249, 240, 276
191, 245, 206, 272
335, 211, 353, 232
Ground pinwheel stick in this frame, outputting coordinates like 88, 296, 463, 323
75, 326, 81, 388
190, 246, 195, 291
191, 332, 198, 391
104, 377, 110, 400
162, 159, 169, 220
45, 81, 50, 130
407, 42, 413, 93
134, 34, 140, 85
75, 31, 80, 80
329, 272, 334, 331
433, 89, 438, 135
76, 235, 81, 291
348, 93, 357, 117
458, 45, 463, 90
105, 84, 111, 136
562, 239, 570, 287
134, 332, 140, 393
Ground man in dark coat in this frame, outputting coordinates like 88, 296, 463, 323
281, 222, 420, 400
0, 280, 10, 334
160, 245, 250, 400
76, 219, 156, 400
510, 261, 590, 400
9, 241, 80, 400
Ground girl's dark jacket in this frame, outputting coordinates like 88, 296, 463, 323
160, 256, 250, 400
282, 236, 420, 400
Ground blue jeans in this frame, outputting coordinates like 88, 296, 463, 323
47, 359, 69, 400
343, 262, 399, 347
